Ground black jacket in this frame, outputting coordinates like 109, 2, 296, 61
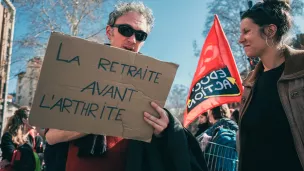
125, 109, 209, 171
44, 110, 209, 171
44, 142, 69, 171
0, 132, 37, 171
1, 132, 16, 161
195, 123, 209, 137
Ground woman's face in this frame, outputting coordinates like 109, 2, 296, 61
21, 108, 31, 130
198, 114, 207, 124
239, 18, 268, 58
24, 108, 30, 117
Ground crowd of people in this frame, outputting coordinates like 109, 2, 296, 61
0, 0, 303, 171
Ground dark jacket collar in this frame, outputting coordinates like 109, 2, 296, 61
243, 45, 304, 87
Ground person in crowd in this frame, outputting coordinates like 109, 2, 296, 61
197, 104, 238, 171
238, 0, 304, 171
195, 112, 209, 137
0, 106, 43, 170
197, 104, 238, 150
44, 2, 208, 171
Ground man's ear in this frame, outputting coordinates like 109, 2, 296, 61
264, 24, 277, 39
106, 25, 113, 41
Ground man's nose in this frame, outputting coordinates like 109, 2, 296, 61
127, 34, 136, 43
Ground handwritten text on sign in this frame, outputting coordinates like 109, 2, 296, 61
39, 42, 163, 121
29, 32, 178, 142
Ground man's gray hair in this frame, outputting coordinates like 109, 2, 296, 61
107, 1, 155, 33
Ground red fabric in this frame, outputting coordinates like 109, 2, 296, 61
183, 15, 243, 127
0, 165, 12, 171
66, 136, 128, 171
14, 151, 20, 161
0, 150, 18, 171
28, 129, 36, 150
0, 163, 13, 171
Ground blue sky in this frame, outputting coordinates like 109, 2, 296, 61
7, 0, 304, 93
140, 0, 209, 87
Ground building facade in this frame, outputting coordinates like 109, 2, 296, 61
16, 57, 42, 107
0, 1, 14, 136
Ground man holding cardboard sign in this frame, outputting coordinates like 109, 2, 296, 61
34, 2, 208, 171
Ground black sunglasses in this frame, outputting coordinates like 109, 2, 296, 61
111, 24, 148, 42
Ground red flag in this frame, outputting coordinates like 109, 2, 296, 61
183, 15, 243, 127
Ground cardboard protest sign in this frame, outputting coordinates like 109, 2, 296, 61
29, 32, 178, 142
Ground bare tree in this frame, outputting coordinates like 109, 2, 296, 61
10, 0, 115, 79
291, 0, 304, 16
165, 83, 200, 131
291, 33, 304, 49
166, 84, 188, 109
289, 0, 304, 34
165, 84, 189, 123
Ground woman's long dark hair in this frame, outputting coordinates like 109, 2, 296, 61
3, 106, 30, 145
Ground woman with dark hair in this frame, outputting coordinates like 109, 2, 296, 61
194, 112, 209, 137
198, 104, 238, 150
207, 104, 231, 125
197, 104, 238, 171
238, 0, 304, 171
1, 106, 31, 160
0, 106, 42, 170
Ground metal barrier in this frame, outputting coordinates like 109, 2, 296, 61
204, 142, 238, 171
